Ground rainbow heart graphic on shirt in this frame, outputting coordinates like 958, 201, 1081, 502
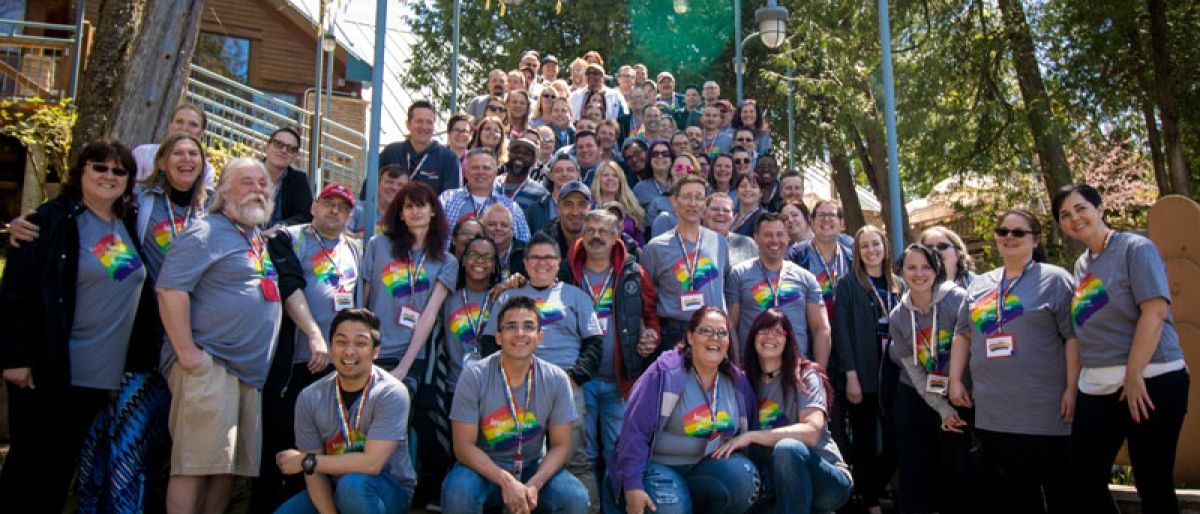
381, 259, 430, 299
758, 398, 788, 428
448, 303, 487, 344
91, 233, 143, 281
1071, 273, 1109, 327
672, 254, 718, 291
591, 285, 614, 318
324, 428, 366, 455
750, 279, 801, 309
970, 290, 1025, 334
814, 271, 835, 304
150, 216, 187, 253
535, 298, 565, 326
915, 328, 952, 373
481, 404, 542, 450
310, 249, 342, 287
682, 404, 735, 438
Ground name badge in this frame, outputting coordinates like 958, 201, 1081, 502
704, 434, 723, 456
462, 346, 481, 368
925, 373, 949, 396
597, 316, 609, 334
985, 333, 1015, 359
680, 291, 705, 312
333, 290, 354, 312
260, 278, 281, 302
398, 305, 421, 328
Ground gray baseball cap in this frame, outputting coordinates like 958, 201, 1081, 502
557, 180, 592, 203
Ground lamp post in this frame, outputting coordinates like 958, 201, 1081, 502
315, 32, 336, 189
449, 0, 461, 112
877, 0, 904, 254
309, 0, 328, 181
734, 0, 787, 104
363, 0, 388, 248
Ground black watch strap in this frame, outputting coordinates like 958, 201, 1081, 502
302, 453, 317, 475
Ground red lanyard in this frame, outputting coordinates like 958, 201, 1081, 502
334, 373, 373, 452
498, 362, 534, 476
675, 229, 703, 289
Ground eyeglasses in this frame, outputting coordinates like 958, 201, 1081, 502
734, 159, 750, 165
464, 251, 496, 261
736, 138, 755, 143
501, 321, 539, 333
994, 227, 1037, 238
486, 105, 508, 113
930, 242, 955, 251
674, 164, 694, 174
694, 326, 729, 339
451, 127, 472, 135
541, 93, 557, 99
650, 151, 671, 158
316, 198, 350, 212
677, 194, 706, 203
88, 162, 130, 177
526, 254, 558, 262
582, 227, 615, 236
758, 326, 788, 338
270, 139, 300, 154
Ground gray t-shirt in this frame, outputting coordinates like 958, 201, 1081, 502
442, 287, 492, 387
651, 372, 741, 466
294, 366, 415, 486
70, 210, 147, 390
582, 268, 618, 381
960, 265, 1075, 436
483, 283, 603, 370
362, 234, 458, 362
287, 226, 360, 364
632, 179, 670, 218
449, 354, 577, 472
756, 370, 845, 469
1071, 232, 1183, 367
641, 226, 730, 322
140, 193, 198, 281
726, 260, 823, 356
157, 214, 283, 388
888, 287, 969, 388
346, 203, 387, 238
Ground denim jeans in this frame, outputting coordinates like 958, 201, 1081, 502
603, 455, 760, 514
1069, 369, 1189, 514
273, 473, 412, 514
441, 459, 589, 514
583, 378, 625, 465
753, 439, 853, 514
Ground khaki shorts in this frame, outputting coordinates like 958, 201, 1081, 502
166, 352, 262, 476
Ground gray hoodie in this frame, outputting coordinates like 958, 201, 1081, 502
888, 281, 969, 421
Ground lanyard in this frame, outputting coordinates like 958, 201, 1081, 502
471, 196, 494, 218
309, 226, 345, 284
334, 373, 373, 452
1089, 230, 1116, 260
407, 250, 427, 298
870, 279, 894, 319
580, 267, 614, 309
164, 197, 192, 240
498, 362, 534, 475
995, 260, 1035, 333
812, 243, 844, 286
732, 206, 760, 234
692, 371, 720, 425
407, 151, 430, 175
759, 262, 784, 308
910, 302, 939, 369
674, 229, 704, 290
231, 218, 269, 278
460, 289, 491, 340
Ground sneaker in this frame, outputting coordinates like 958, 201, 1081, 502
424, 499, 443, 512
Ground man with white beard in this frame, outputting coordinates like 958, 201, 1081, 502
156, 157, 285, 514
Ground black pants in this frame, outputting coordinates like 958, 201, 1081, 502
250, 363, 330, 513
1069, 369, 1189, 514
892, 383, 981, 514
976, 429, 1070, 514
845, 392, 895, 508
0, 383, 109, 513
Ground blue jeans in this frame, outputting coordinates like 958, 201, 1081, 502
754, 439, 853, 514
603, 455, 760, 514
583, 378, 625, 465
441, 460, 589, 514
273, 473, 412, 514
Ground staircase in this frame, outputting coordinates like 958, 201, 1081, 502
184, 65, 367, 193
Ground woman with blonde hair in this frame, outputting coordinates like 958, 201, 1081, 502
590, 160, 645, 244
468, 115, 508, 165
505, 89, 532, 137
920, 225, 975, 288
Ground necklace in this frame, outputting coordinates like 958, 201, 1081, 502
762, 368, 782, 379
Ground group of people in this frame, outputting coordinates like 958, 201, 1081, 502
0, 46, 1189, 514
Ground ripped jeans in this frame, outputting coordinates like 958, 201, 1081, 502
603, 455, 760, 514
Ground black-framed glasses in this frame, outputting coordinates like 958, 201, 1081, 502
464, 251, 496, 261
694, 326, 729, 339
994, 227, 1037, 238
270, 139, 300, 154
88, 162, 130, 177
734, 159, 750, 165
650, 151, 672, 158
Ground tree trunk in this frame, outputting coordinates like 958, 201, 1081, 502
1146, 0, 1190, 196
857, 119, 914, 244
997, 0, 1073, 202
70, 0, 207, 159
1126, 26, 1170, 196
827, 134, 867, 234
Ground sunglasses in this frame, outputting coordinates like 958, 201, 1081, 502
994, 227, 1037, 238
270, 139, 301, 154
89, 162, 130, 177
931, 242, 955, 251
734, 159, 750, 165
487, 105, 508, 113
674, 164, 694, 174
650, 151, 672, 158
541, 93, 557, 99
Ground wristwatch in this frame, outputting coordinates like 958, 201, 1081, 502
302, 453, 317, 475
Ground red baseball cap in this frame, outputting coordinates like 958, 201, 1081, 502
318, 183, 355, 208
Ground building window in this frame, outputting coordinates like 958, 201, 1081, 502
194, 32, 250, 83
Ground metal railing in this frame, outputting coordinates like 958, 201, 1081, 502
184, 65, 367, 193
0, 19, 82, 102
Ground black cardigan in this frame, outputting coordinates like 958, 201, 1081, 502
269, 165, 314, 227
831, 274, 901, 394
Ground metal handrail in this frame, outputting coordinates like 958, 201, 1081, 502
0, 19, 79, 33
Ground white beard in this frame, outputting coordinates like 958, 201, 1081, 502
231, 195, 272, 225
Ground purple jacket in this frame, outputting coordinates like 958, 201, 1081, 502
607, 348, 759, 496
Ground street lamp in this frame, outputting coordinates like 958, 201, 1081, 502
674, 0, 689, 14
734, 0, 787, 103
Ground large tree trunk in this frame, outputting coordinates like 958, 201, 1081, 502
70, 0, 206, 159
856, 119, 914, 244
1126, 26, 1169, 196
1147, 0, 1190, 196
827, 133, 867, 234
997, 0, 1072, 203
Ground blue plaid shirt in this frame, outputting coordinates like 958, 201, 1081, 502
438, 187, 532, 243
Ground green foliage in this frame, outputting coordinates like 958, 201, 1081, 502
203, 138, 256, 183
0, 98, 77, 192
